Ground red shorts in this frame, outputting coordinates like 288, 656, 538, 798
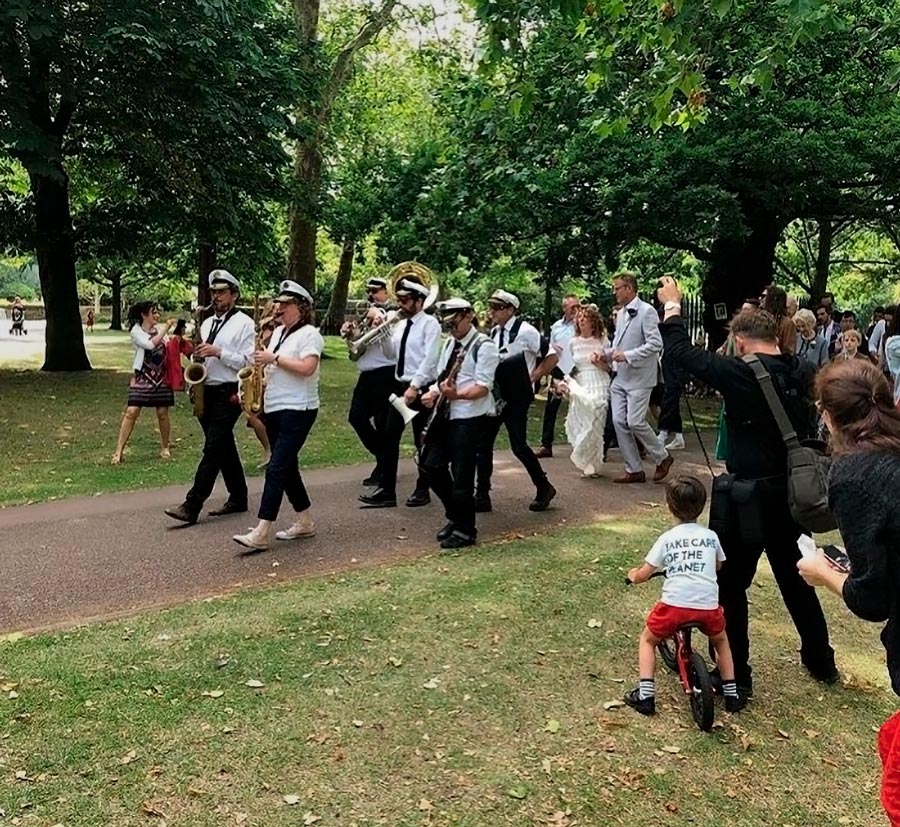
646, 602, 726, 640
878, 710, 900, 825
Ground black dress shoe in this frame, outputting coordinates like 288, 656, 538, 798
405, 489, 431, 507
359, 488, 397, 508
475, 495, 492, 513
436, 522, 455, 541
164, 504, 198, 525
208, 501, 248, 517
529, 482, 557, 512
362, 468, 382, 487
440, 531, 475, 550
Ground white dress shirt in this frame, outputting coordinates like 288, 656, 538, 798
385, 310, 441, 388
355, 308, 395, 372
263, 324, 324, 412
429, 327, 499, 420
198, 310, 254, 385
493, 315, 542, 374
550, 316, 576, 374
869, 319, 886, 359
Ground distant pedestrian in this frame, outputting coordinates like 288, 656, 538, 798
85, 309, 95, 333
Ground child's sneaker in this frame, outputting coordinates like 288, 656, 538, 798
624, 687, 655, 716
724, 694, 748, 713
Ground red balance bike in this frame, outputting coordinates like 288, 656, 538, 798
626, 573, 716, 732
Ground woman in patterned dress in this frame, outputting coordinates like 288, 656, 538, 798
557, 305, 611, 477
111, 302, 175, 464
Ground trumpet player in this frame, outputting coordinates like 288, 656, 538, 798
343, 277, 396, 487
359, 276, 441, 509
164, 270, 254, 526
233, 280, 322, 551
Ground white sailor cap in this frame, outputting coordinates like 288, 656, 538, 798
275, 279, 314, 305
366, 277, 388, 291
436, 298, 473, 317
395, 278, 431, 299
208, 269, 240, 291
488, 289, 520, 309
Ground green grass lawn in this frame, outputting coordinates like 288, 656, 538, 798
0, 516, 891, 826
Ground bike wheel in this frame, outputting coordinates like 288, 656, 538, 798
657, 639, 678, 673
688, 652, 715, 732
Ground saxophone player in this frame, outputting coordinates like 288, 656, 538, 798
420, 299, 499, 549
342, 277, 396, 487
233, 280, 322, 551
164, 270, 255, 526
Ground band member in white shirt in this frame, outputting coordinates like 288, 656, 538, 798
342, 277, 396, 487
536, 294, 580, 457
359, 276, 441, 509
420, 299, 499, 549
165, 270, 254, 525
234, 281, 323, 550
476, 289, 557, 513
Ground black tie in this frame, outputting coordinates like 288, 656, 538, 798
397, 318, 413, 378
207, 318, 224, 345
499, 327, 506, 349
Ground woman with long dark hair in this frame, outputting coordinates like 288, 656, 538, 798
798, 358, 900, 824
760, 285, 796, 354
112, 302, 175, 464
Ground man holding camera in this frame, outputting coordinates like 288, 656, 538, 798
656, 276, 837, 704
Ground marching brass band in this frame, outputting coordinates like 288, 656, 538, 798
158, 263, 561, 549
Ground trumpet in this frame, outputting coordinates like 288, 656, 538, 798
184, 302, 213, 418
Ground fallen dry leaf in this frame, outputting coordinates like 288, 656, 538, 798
202, 690, 224, 699
141, 800, 166, 818
303, 813, 321, 825
661, 745, 681, 754
544, 719, 561, 733
388, 656, 403, 668
245, 679, 265, 689
119, 749, 139, 765
603, 700, 625, 710
422, 677, 441, 690
587, 618, 603, 628
419, 798, 434, 811
283, 794, 301, 806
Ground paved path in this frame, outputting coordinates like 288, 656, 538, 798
0, 443, 715, 634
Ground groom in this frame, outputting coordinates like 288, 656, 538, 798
608, 273, 674, 484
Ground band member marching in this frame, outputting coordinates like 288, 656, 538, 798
476, 289, 557, 512
164, 270, 255, 525
359, 272, 441, 509
234, 280, 323, 550
420, 299, 499, 549
342, 277, 397, 488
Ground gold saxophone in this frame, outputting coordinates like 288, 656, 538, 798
184, 302, 212, 418
237, 307, 272, 417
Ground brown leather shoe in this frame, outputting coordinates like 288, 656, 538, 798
614, 471, 646, 484
534, 445, 553, 459
653, 453, 674, 482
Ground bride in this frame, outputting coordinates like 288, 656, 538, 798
556, 304, 611, 477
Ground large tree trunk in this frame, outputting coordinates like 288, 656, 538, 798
811, 219, 834, 304
322, 237, 355, 334
30, 170, 91, 371
287, 141, 323, 291
703, 213, 784, 350
109, 271, 123, 331
198, 241, 217, 308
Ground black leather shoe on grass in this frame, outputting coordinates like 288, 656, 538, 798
440, 532, 475, 550
623, 687, 655, 716
529, 482, 557, 512
436, 522, 455, 542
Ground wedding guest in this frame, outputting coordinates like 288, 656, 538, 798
793, 308, 829, 368
760, 285, 795, 354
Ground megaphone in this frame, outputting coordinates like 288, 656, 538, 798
389, 392, 418, 426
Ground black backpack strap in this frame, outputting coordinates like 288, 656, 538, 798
742, 354, 801, 448
508, 316, 523, 343
470, 332, 490, 363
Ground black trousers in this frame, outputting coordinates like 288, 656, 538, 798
476, 401, 547, 496
421, 416, 487, 539
657, 378, 683, 434
348, 365, 394, 466
259, 408, 317, 521
185, 383, 247, 513
710, 476, 834, 687
378, 380, 428, 495
540, 366, 565, 447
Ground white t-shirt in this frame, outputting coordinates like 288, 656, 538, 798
645, 523, 726, 610
263, 324, 324, 413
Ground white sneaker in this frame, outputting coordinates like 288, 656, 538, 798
233, 526, 270, 550
658, 430, 669, 445
665, 433, 686, 451
276, 515, 316, 541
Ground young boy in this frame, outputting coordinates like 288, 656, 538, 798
625, 475, 744, 715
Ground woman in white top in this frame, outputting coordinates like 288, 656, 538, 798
557, 305, 611, 476
112, 301, 175, 464
234, 281, 323, 551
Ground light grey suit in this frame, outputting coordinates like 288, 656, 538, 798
609, 298, 667, 473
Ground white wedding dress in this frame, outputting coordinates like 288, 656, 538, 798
563, 336, 611, 476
